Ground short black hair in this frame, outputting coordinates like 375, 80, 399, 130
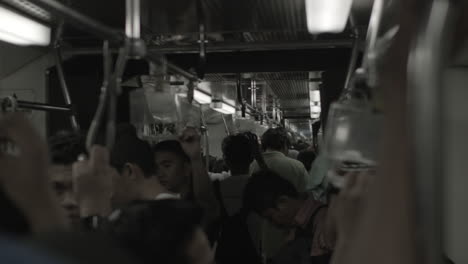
48, 131, 86, 165
110, 124, 155, 177
297, 150, 317, 171
243, 170, 299, 214
152, 140, 190, 162
222, 133, 254, 174
106, 200, 203, 264
261, 128, 289, 151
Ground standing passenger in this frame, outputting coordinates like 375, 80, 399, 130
250, 128, 309, 259
73, 124, 175, 222
152, 127, 220, 240
243, 170, 334, 264
48, 131, 86, 229
218, 133, 255, 215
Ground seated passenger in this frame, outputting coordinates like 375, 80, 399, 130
105, 200, 214, 264
250, 128, 309, 258
243, 170, 334, 264
48, 131, 86, 229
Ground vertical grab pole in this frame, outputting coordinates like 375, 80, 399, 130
343, 15, 361, 91
54, 21, 80, 131
200, 105, 210, 169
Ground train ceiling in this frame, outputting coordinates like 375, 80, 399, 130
57, 0, 374, 136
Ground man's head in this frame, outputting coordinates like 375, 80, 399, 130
261, 128, 290, 155
222, 133, 254, 175
152, 140, 191, 193
243, 170, 301, 228
107, 200, 214, 264
110, 124, 156, 207
48, 131, 86, 227
297, 150, 317, 172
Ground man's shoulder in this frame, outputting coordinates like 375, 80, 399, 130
276, 155, 306, 169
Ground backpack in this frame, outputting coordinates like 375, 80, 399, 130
214, 180, 262, 264
272, 205, 330, 264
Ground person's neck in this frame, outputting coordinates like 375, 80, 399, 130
141, 177, 175, 199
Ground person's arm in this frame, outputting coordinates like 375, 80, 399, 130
0, 113, 67, 233
179, 128, 220, 226
298, 165, 308, 193
328, 172, 370, 264
73, 146, 114, 218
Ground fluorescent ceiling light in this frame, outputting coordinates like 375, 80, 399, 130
305, 0, 353, 34
310, 90, 321, 102
311, 113, 321, 119
211, 101, 236, 115
0, 6, 51, 46
194, 89, 212, 104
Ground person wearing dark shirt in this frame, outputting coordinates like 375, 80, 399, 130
105, 200, 214, 264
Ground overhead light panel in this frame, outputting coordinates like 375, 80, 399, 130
210, 101, 236, 115
311, 113, 321, 119
194, 89, 212, 104
305, 0, 353, 34
311, 106, 321, 113
310, 90, 321, 102
0, 5, 51, 46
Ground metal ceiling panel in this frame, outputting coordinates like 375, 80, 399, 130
203, 71, 314, 117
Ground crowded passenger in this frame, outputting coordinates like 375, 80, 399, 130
73, 124, 174, 221
105, 200, 215, 264
243, 169, 335, 264
0, 114, 66, 235
48, 131, 86, 229
250, 127, 310, 258
152, 127, 220, 233
215, 132, 263, 264
218, 132, 255, 215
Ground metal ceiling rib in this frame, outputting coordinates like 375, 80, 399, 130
3, 0, 53, 22
203, 72, 312, 119
201, 0, 307, 32
253, 0, 307, 31
243, 31, 317, 42
258, 72, 309, 101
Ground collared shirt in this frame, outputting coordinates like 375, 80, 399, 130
291, 197, 333, 257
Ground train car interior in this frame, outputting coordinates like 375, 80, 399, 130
0, 0, 467, 264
